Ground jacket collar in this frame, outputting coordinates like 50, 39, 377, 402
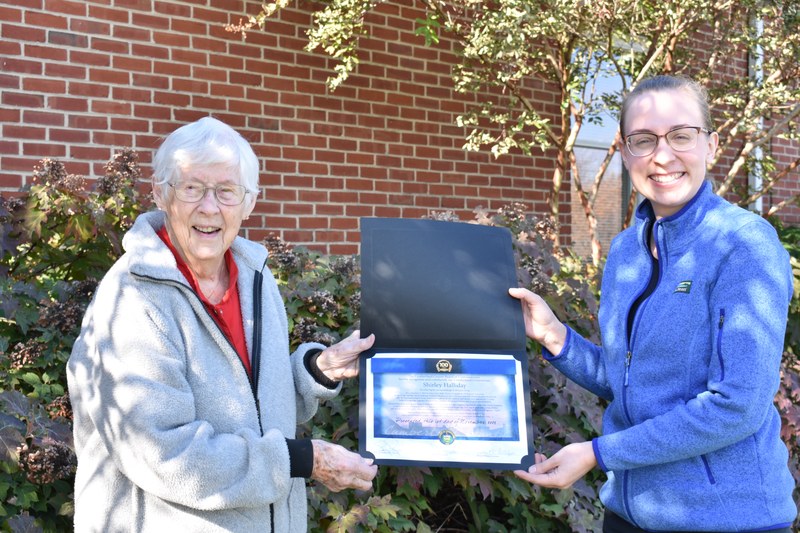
634, 181, 724, 256
123, 211, 268, 281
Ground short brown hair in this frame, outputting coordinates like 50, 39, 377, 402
620, 75, 713, 137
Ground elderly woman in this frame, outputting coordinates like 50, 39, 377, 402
67, 116, 377, 532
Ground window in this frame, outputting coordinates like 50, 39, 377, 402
570, 72, 628, 258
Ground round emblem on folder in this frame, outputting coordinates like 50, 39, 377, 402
436, 360, 452, 372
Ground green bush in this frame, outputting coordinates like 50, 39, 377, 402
1, 153, 798, 532
0, 152, 142, 532
774, 223, 800, 518
776, 224, 800, 357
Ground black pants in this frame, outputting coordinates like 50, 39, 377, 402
603, 510, 793, 533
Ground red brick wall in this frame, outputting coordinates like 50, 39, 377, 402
1, 1, 796, 256
771, 137, 800, 226
570, 147, 624, 258
0, 0, 565, 255
689, 24, 800, 226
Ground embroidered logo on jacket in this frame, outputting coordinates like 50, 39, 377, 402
674, 280, 692, 294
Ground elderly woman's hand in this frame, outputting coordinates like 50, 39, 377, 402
315, 330, 375, 382
311, 439, 377, 492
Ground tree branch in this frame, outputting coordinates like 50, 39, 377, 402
741, 155, 800, 207
720, 101, 800, 195
766, 191, 800, 217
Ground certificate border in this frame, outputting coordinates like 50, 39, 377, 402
359, 349, 535, 471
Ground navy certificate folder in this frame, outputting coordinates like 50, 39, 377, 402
358, 217, 534, 470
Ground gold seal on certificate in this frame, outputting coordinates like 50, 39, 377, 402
358, 218, 535, 470
436, 360, 452, 373
438, 430, 455, 445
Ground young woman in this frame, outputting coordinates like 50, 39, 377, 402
511, 76, 796, 532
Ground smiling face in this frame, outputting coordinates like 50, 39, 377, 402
621, 88, 718, 219
154, 163, 255, 278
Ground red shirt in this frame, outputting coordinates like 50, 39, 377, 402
157, 226, 251, 377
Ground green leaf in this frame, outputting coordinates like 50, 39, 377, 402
368, 494, 401, 520
15, 488, 40, 508
414, 16, 440, 46
539, 502, 564, 515
20, 373, 41, 387
0, 422, 24, 462
415, 522, 433, 533
23, 208, 47, 238
10, 302, 39, 335
326, 501, 344, 518
58, 498, 74, 516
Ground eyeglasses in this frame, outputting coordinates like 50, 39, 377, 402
624, 126, 714, 157
169, 182, 250, 206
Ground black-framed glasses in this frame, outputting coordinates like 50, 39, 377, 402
624, 126, 714, 157
169, 182, 250, 206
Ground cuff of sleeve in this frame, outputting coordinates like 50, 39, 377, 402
541, 324, 571, 360
303, 348, 338, 390
592, 437, 608, 472
286, 438, 314, 478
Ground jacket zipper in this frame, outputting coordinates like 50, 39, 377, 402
620, 220, 663, 529
197, 268, 271, 529
251, 269, 273, 531
701, 455, 716, 484
716, 308, 726, 381
623, 351, 632, 386
622, 471, 636, 526
137, 267, 272, 529
191, 267, 269, 528
622, 239, 660, 424
194, 269, 272, 530
695, 310, 725, 486
252, 269, 264, 435
622, 348, 634, 426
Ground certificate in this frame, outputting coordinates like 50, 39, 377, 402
358, 218, 535, 470
363, 352, 532, 468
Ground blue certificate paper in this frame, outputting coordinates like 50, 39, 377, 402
363, 353, 531, 467
359, 218, 535, 470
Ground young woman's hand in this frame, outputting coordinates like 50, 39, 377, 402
514, 441, 597, 489
508, 288, 567, 354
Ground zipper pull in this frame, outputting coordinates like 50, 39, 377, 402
718, 311, 725, 328
624, 351, 632, 386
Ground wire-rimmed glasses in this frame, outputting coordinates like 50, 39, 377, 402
169, 182, 250, 206
624, 126, 714, 157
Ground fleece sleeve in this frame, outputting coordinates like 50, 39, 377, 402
258, 267, 341, 424
544, 326, 615, 402
290, 342, 341, 424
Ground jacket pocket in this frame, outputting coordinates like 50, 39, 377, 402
624, 457, 734, 531
701, 454, 716, 485
716, 308, 726, 381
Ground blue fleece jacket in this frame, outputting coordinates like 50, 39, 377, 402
545, 182, 796, 531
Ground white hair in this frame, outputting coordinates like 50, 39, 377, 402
151, 116, 259, 203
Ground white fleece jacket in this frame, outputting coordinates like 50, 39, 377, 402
67, 210, 338, 532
